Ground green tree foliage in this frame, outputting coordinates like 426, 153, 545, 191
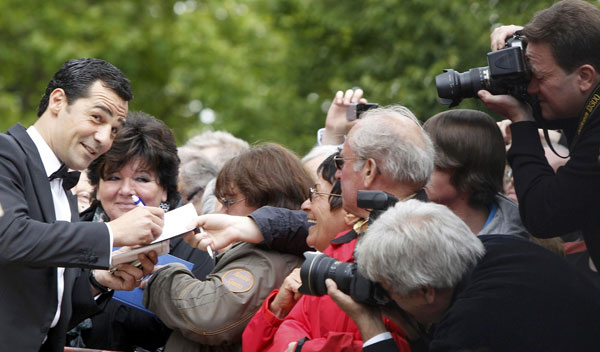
0, 0, 561, 155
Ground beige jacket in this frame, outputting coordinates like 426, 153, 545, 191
144, 242, 303, 352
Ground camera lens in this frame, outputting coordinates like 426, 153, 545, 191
299, 252, 355, 296
435, 67, 490, 107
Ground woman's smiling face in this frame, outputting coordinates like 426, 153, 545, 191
96, 157, 166, 220
301, 176, 349, 251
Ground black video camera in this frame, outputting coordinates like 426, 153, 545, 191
298, 190, 399, 306
435, 33, 530, 107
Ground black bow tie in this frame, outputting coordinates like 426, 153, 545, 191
48, 164, 81, 191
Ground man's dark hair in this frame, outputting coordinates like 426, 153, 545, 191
37, 58, 133, 117
523, 0, 600, 73
423, 109, 505, 209
87, 111, 180, 208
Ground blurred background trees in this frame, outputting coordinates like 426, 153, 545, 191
0, 0, 558, 155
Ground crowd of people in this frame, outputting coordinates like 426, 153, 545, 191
2, 0, 600, 351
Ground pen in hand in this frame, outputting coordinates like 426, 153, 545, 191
194, 226, 214, 260
127, 194, 146, 270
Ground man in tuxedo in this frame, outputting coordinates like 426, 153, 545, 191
0, 58, 164, 351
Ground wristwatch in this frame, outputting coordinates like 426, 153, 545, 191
89, 270, 112, 294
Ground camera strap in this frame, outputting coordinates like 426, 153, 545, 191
534, 83, 600, 159
571, 83, 600, 150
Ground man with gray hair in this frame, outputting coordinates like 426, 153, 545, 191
328, 200, 600, 351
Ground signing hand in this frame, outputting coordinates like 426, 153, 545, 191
109, 207, 164, 247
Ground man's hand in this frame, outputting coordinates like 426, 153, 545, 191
93, 251, 158, 292
108, 207, 164, 247
326, 279, 387, 341
490, 25, 524, 51
321, 89, 368, 145
478, 90, 534, 123
497, 119, 513, 149
269, 268, 302, 319
184, 214, 263, 252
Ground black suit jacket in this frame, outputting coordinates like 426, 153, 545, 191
0, 124, 112, 351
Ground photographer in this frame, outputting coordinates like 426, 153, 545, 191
477, 0, 600, 269
329, 200, 600, 351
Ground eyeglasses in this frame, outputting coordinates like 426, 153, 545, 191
333, 155, 364, 170
217, 196, 246, 210
309, 187, 342, 202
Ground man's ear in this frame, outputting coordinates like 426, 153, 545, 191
576, 64, 598, 93
421, 285, 436, 305
48, 88, 68, 116
362, 158, 379, 187
343, 210, 359, 226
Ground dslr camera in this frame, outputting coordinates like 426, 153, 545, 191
298, 191, 398, 306
435, 32, 529, 107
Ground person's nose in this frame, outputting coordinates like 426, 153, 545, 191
118, 178, 135, 196
95, 125, 114, 153
301, 198, 312, 212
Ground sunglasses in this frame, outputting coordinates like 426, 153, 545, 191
333, 155, 364, 170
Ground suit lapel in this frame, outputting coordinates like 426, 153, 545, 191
7, 124, 56, 222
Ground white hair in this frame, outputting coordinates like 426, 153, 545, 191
179, 130, 249, 168
348, 105, 434, 188
178, 156, 218, 202
301, 144, 339, 164
200, 178, 217, 215
356, 200, 485, 296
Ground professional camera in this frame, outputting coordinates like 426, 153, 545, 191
435, 33, 529, 107
298, 190, 399, 306
298, 251, 391, 305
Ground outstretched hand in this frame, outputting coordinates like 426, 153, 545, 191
184, 214, 263, 253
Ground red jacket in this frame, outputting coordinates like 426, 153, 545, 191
242, 229, 410, 351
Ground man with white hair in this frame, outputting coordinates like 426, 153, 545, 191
328, 200, 600, 351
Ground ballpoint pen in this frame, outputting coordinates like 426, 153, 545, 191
127, 195, 147, 270
196, 226, 214, 260
132, 194, 146, 207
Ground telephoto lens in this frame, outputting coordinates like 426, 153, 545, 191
298, 252, 392, 306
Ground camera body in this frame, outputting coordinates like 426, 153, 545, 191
346, 103, 379, 121
435, 33, 529, 107
298, 190, 399, 306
